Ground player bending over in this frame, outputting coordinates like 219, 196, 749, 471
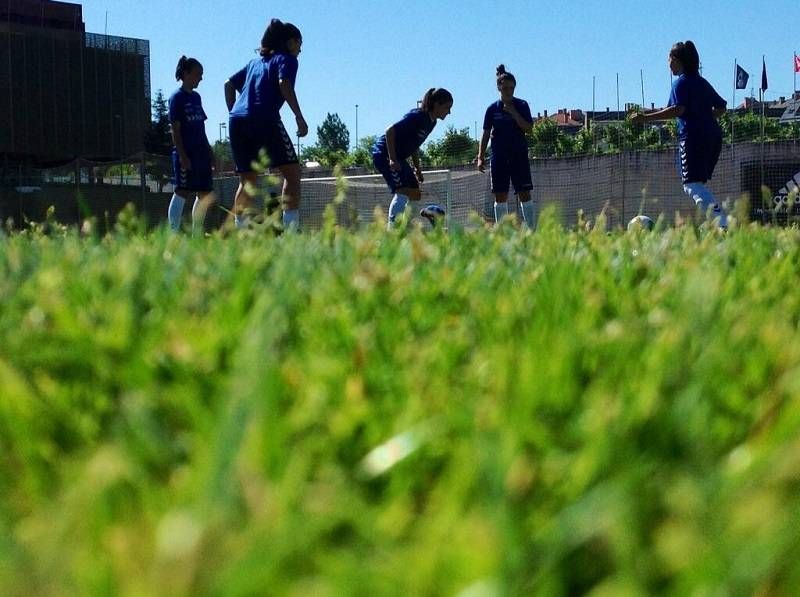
372, 88, 454, 229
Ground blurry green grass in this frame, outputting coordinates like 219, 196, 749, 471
1, 211, 800, 596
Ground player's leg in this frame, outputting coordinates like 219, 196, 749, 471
490, 156, 512, 223
374, 154, 418, 229
681, 138, 726, 228
189, 152, 216, 235
276, 162, 301, 231
233, 173, 258, 228
511, 155, 536, 229
518, 191, 537, 229
168, 151, 190, 231
391, 163, 421, 228
683, 182, 726, 228
265, 120, 302, 231
229, 117, 261, 228
192, 191, 216, 236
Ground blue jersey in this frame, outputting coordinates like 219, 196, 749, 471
483, 98, 532, 156
169, 89, 209, 153
668, 74, 726, 140
373, 109, 436, 161
228, 53, 299, 121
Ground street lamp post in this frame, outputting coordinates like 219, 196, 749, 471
355, 103, 359, 150
114, 114, 123, 184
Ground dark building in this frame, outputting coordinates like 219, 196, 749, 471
0, 0, 150, 167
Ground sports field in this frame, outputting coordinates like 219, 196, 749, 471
1, 211, 799, 595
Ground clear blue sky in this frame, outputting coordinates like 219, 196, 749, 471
84, 0, 800, 148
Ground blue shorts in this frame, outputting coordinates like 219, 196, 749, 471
172, 149, 213, 192
229, 116, 299, 173
678, 134, 722, 184
490, 152, 532, 195
373, 153, 418, 193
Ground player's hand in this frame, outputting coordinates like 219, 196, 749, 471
629, 112, 645, 125
502, 102, 518, 116
476, 156, 486, 173
415, 166, 424, 183
296, 115, 308, 137
179, 154, 192, 170
389, 159, 401, 172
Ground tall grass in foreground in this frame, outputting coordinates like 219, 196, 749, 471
1, 211, 800, 595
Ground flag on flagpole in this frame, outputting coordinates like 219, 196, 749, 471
794, 53, 800, 73
735, 64, 749, 89
761, 57, 768, 91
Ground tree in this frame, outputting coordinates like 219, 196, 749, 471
350, 135, 377, 169
317, 113, 350, 154
526, 118, 561, 157
424, 126, 477, 165
213, 140, 233, 173
143, 89, 173, 191
144, 89, 172, 156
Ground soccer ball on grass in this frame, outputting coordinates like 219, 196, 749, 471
627, 214, 654, 231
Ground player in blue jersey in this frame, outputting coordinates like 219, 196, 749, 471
168, 56, 214, 234
224, 19, 307, 230
372, 88, 453, 229
630, 41, 728, 228
476, 65, 535, 227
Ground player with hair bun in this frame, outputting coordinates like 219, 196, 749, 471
630, 41, 728, 228
372, 87, 453, 229
477, 64, 535, 227
168, 55, 214, 234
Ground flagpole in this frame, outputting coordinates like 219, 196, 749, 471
732, 59, 737, 145
760, 55, 765, 192
589, 75, 597, 155
640, 69, 645, 108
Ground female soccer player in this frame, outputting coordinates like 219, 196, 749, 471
372, 88, 453, 229
630, 41, 728, 228
224, 19, 307, 230
476, 65, 535, 227
168, 56, 214, 234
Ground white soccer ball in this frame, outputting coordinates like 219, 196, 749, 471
627, 214, 654, 231
419, 203, 446, 228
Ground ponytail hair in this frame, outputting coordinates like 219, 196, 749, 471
670, 40, 700, 76
496, 64, 516, 86
175, 55, 202, 81
260, 18, 302, 56
420, 87, 453, 112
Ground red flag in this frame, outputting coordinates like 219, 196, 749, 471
795, 53, 800, 73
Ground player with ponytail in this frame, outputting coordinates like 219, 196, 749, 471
630, 41, 729, 228
372, 87, 453, 229
168, 55, 214, 234
225, 19, 307, 231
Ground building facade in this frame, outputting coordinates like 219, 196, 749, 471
0, 0, 150, 167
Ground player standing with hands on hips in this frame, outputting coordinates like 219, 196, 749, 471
225, 19, 307, 231
477, 65, 535, 227
372, 88, 454, 229
629, 41, 728, 228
